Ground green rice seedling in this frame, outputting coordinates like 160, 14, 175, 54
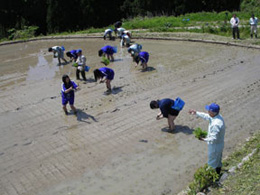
193, 127, 207, 139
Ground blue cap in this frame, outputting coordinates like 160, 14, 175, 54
205, 103, 220, 113
76, 49, 82, 53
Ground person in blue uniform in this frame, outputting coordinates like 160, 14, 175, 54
61, 75, 79, 115
93, 67, 114, 93
134, 51, 149, 70
98, 45, 115, 62
150, 98, 180, 131
66, 50, 78, 62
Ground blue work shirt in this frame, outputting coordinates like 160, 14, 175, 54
158, 98, 174, 118
101, 45, 114, 55
139, 51, 149, 63
99, 67, 115, 80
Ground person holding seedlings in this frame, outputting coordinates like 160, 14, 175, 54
98, 45, 115, 62
66, 50, 78, 62
249, 14, 258, 38
103, 29, 113, 40
230, 14, 240, 40
61, 74, 79, 115
189, 103, 225, 175
48, 46, 68, 65
75, 49, 87, 81
150, 98, 180, 131
134, 51, 149, 70
93, 67, 114, 94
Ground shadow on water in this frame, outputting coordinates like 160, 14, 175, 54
161, 125, 194, 135
86, 78, 96, 83
76, 109, 98, 123
112, 59, 123, 62
146, 66, 156, 72
58, 61, 70, 66
112, 85, 124, 95
139, 66, 156, 72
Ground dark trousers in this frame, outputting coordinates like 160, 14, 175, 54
232, 27, 240, 39
76, 69, 86, 80
216, 167, 221, 175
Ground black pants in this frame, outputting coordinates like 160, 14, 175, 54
76, 69, 86, 80
232, 27, 240, 39
216, 167, 221, 175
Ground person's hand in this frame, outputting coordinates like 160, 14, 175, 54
199, 137, 205, 141
189, 109, 196, 115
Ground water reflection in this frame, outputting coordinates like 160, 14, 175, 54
26, 51, 60, 81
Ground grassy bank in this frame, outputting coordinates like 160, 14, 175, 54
185, 131, 260, 195
210, 131, 260, 195
1, 11, 258, 44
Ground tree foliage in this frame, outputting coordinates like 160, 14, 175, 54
0, 0, 243, 39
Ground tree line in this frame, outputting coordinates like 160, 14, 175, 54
0, 0, 241, 39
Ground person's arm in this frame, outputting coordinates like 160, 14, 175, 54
72, 81, 79, 90
62, 85, 74, 93
156, 112, 163, 120
196, 111, 210, 121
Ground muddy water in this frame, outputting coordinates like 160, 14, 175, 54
0, 38, 260, 195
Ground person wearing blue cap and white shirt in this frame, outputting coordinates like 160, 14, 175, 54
189, 103, 225, 175
75, 49, 87, 81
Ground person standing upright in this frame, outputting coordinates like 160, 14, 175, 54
230, 14, 240, 40
249, 14, 258, 38
75, 49, 87, 81
189, 103, 225, 175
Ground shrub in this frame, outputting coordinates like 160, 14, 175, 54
8, 26, 39, 40
188, 164, 219, 195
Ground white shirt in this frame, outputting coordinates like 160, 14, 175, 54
76, 55, 86, 67
196, 112, 225, 145
249, 17, 258, 25
230, 17, 240, 28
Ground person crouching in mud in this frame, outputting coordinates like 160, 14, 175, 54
134, 51, 149, 70
93, 67, 114, 94
98, 45, 115, 62
150, 98, 180, 131
61, 75, 79, 115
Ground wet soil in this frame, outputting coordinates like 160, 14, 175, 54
0, 37, 260, 195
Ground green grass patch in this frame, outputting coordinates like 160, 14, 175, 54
200, 131, 260, 195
